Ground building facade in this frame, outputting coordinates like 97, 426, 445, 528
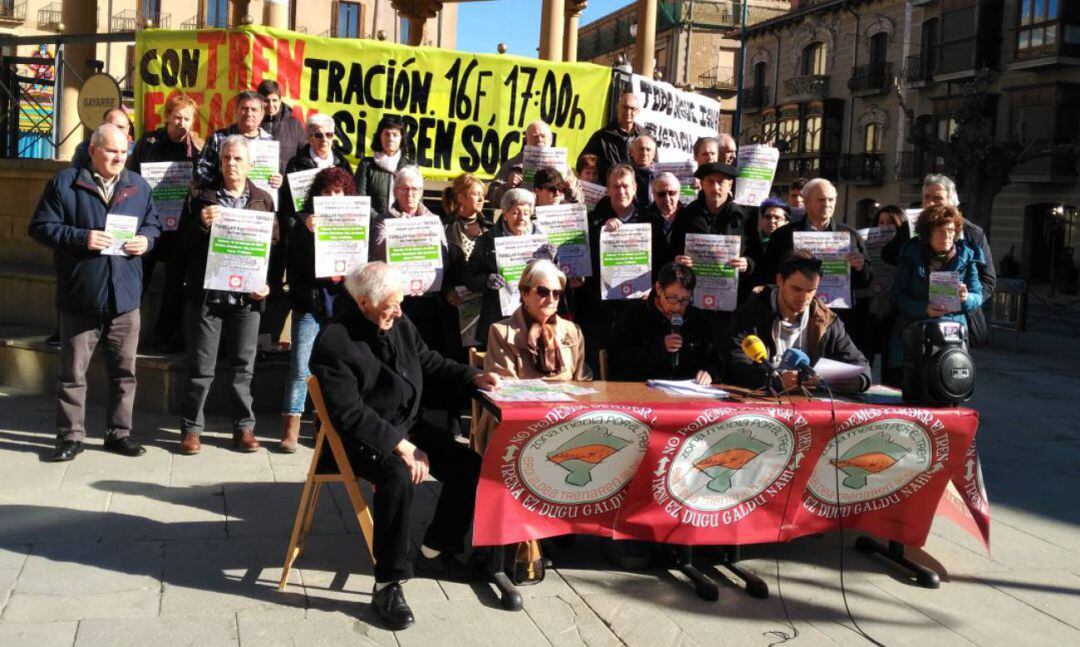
739, 0, 1079, 281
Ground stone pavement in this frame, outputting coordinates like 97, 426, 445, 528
0, 331, 1078, 646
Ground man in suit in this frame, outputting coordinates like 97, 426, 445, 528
309, 262, 501, 630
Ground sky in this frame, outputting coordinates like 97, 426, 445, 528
456, 0, 630, 59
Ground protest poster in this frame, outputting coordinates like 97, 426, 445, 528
793, 231, 852, 309
930, 271, 962, 313
312, 195, 371, 278
858, 226, 897, 298
534, 203, 591, 278
140, 161, 192, 231
630, 74, 721, 162
684, 233, 741, 311
203, 207, 275, 292
494, 234, 548, 316
652, 160, 698, 204
101, 214, 139, 256
287, 167, 320, 212
905, 208, 921, 236
383, 216, 445, 295
246, 139, 280, 208
579, 180, 606, 211
733, 144, 779, 206
599, 223, 651, 300
522, 145, 569, 182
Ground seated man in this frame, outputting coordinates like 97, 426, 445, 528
308, 262, 500, 631
724, 250, 870, 394
609, 263, 719, 384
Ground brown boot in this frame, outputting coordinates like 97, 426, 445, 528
279, 414, 301, 453
179, 432, 201, 455
233, 429, 260, 453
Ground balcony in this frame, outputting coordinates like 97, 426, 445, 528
1011, 140, 1079, 183
740, 86, 769, 113
839, 153, 885, 185
698, 66, 737, 92
776, 154, 840, 183
847, 62, 893, 97
897, 150, 944, 182
111, 9, 171, 32
783, 75, 829, 103
36, 2, 60, 30
902, 53, 935, 86
1009, 22, 1080, 70
0, 1, 26, 24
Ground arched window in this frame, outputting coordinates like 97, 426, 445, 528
864, 123, 882, 153
802, 42, 827, 76
804, 115, 822, 153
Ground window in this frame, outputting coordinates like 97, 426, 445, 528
869, 32, 888, 68
204, 0, 228, 28
778, 115, 800, 151
334, 1, 362, 38
864, 122, 882, 153
802, 43, 826, 75
1016, 0, 1061, 58
140, 0, 161, 22
920, 18, 939, 75
752, 61, 767, 90
939, 7, 977, 73
803, 115, 822, 153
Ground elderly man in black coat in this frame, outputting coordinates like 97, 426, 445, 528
309, 262, 500, 631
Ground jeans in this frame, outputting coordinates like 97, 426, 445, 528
181, 300, 261, 435
282, 310, 321, 415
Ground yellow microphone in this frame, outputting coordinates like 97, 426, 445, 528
741, 334, 770, 364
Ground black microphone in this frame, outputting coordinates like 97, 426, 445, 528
670, 313, 683, 370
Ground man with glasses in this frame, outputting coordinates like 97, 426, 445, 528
581, 92, 642, 184
609, 262, 719, 384
645, 172, 683, 279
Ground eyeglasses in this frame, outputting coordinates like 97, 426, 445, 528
661, 291, 692, 306
311, 132, 334, 140
531, 286, 563, 300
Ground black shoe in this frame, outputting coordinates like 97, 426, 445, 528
50, 440, 83, 462
415, 550, 483, 582
103, 436, 147, 457
371, 582, 414, 631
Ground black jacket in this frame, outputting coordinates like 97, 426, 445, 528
128, 128, 202, 169
580, 120, 638, 183
464, 220, 539, 345
644, 203, 680, 281
670, 195, 764, 300
309, 301, 480, 463
282, 145, 354, 229
723, 290, 870, 393
263, 103, 307, 172
609, 296, 720, 381
763, 217, 872, 290
354, 153, 415, 217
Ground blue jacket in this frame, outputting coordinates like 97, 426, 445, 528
29, 165, 160, 316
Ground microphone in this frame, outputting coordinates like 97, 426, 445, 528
740, 334, 769, 364
779, 348, 816, 385
670, 314, 683, 369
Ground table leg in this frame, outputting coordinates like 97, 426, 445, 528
718, 545, 769, 599
675, 546, 720, 601
488, 545, 523, 611
855, 537, 941, 589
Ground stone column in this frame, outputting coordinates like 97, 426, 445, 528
231, 0, 252, 26
539, 0, 565, 61
633, 0, 657, 77
263, 0, 289, 28
563, 1, 587, 62
56, 0, 96, 160
392, 0, 441, 46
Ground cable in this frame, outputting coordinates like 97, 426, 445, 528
762, 399, 799, 647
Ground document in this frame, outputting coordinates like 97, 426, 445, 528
383, 215, 445, 295
494, 234, 548, 316
100, 214, 139, 256
482, 379, 574, 403
652, 160, 698, 204
793, 231, 852, 309
455, 287, 483, 347
286, 167, 320, 212
522, 145, 569, 182
246, 139, 280, 208
733, 144, 779, 206
600, 223, 651, 301
684, 233, 741, 311
647, 379, 731, 399
579, 180, 606, 211
812, 357, 867, 383
203, 207, 275, 292
534, 203, 592, 278
929, 271, 962, 313
140, 161, 191, 231
858, 226, 897, 296
312, 195, 370, 278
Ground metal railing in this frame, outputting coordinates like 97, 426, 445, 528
784, 74, 829, 102
776, 154, 840, 181
698, 66, 736, 90
839, 153, 885, 184
897, 150, 943, 180
36, 2, 60, 30
0, 1, 26, 23
848, 62, 893, 94
902, 53, 935, 84
740, 86, 769, 111
111, 9, 171, 32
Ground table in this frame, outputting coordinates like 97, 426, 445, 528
474, 382, 990, 605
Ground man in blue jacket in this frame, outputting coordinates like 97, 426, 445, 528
29, 123, 161, 462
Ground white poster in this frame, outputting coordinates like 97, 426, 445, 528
313, 195, 371, 278
930, 271, 962, 313
858, 226, 897, 297
100, 214, 139, 256
494, 234, 548, 316
522, 145, 569, 182
793, 231, 852, 309
140, 162, 192, 231
247, 139, 280, 209
203, 207, 275, 292
383, 216, 445, 295
685, 233, 741, 312
534, 203, 592, 278
904, 208, 921, 237
734, 144, 780, 207
600, 223, 652, 301
287, 167, 321, 213
631, 74, 722, 163
579, 180, 607, 211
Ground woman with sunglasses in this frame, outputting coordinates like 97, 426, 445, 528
282, 114, 354, 229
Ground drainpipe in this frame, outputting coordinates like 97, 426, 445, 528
843, 5, 860, 226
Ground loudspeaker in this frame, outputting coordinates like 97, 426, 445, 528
901, 319, 976, 405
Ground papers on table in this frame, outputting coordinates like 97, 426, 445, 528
929, 271, 962, 313
286, 167, 320, 212
579, 180, 606, 211
482, 379, 596, 403
647, 379, 730, 399
312, 195, 370, 278
140, 162, 191, 231
246, 140, 280, 209
534, 203, 592, 278
652, 160, 697, 204
733, 144, 779, 206
383, 215, 444, 295
793, 231, 852, 309
522, 145, 569, 182
812, 357, 866, 383
599, 223, 651, 301
494, 234, 548, 316
101, 214, 139, 256
858, 384, 905, 405
203, 207, 275, 292
684, 233, 740, 311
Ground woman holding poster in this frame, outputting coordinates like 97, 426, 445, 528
354, 115, 416, 217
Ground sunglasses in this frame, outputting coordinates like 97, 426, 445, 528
311, 132, 334, 140
530, 286, 563, 300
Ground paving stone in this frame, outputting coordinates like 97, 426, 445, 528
0, 568, 20, 614
0, 622, 79, 647
522, 594, 622, 646
237, 608, 396, 647
223, 481, 346, 538
0, 490, 110, 544
167, 436, 277, 487
0, 544, 29, 570
74, 615, 239, 647
394, 598, 550, 647
102, 482, 228, 541
968, 569, 1080, 630
3, 541, 163, 622
578, 593, 689, 646
59, 444, 172, 489
0, 449, 65, 492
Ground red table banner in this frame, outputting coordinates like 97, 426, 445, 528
473, 399, 985, 550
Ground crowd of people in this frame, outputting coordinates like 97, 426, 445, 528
28, 88, 994, 630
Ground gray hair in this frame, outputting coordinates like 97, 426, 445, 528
718, 133, 737, 150
235, 90, 265, 108
652, 171, 680, 191
89, 122, 126, 147
923, 174, 959, 207
631, 133, 657, 148
394, 166, 424, 188
220, 135, 251, 162
306, 112, 335, 135
345, 262, 404, 303
526, 120, 552, 136
801, 177, 836, 198
519, 258, 566, 293
500, 187, 535, 213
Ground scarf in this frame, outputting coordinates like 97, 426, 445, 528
373, 150, 402, 195
447, 214, 486, 261
769, 287, 810, 368
524, 310, 563, 377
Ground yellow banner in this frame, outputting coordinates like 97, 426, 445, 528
135, 26, 612, 181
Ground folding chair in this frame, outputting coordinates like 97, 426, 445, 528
279, 375, 376, 591
468, 348, 486, 432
